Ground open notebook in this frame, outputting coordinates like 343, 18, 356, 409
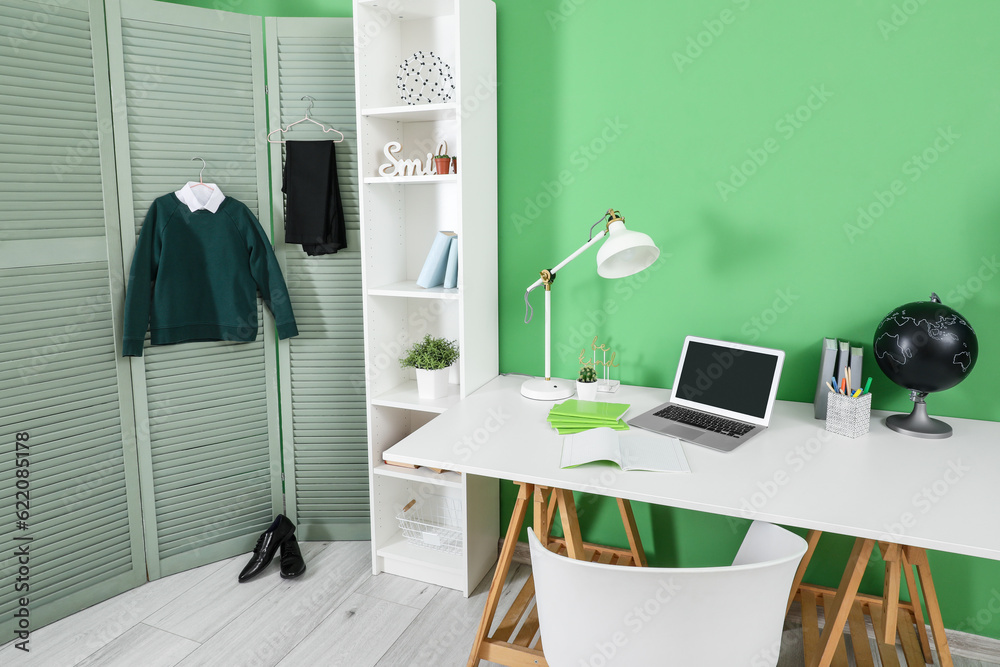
561, 427, 690, 473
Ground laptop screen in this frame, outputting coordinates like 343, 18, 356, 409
673, 339, 782, 421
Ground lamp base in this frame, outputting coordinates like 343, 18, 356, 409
520, 377, 575, 401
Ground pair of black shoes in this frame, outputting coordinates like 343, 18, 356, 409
238, 514, 306, 582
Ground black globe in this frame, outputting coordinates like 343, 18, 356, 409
873, 294, 978, 394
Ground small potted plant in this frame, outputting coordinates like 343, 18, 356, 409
434, 152, 451, 175
400, 334, 459, 399
433, 140, 451, 175
577, 363, 598, 401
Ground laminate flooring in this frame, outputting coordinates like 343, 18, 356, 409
1, 541, 997, 666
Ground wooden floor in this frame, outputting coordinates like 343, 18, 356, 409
1, 540, 997, 666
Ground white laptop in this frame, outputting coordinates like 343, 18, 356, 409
628, 336, 785, 452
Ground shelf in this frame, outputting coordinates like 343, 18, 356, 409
374, 463, 463, 488
362, 103, 457, 122
364, 174, 457, 185
377, 531, 464, 572
371, 380, 461, 414
357, 0, 455, 20
368, 281, 459, 300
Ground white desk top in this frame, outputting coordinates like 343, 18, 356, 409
383, 375, 1000, 562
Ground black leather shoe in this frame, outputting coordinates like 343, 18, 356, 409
279, 534, 306, 579
238, 514, 295, 582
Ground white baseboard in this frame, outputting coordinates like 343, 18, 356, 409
500, 537, 1000, 662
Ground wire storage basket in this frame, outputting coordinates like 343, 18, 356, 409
396, 495, 463, 555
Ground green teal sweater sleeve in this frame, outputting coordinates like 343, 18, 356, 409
122, 199, 167, 356
241, 207, 299, 339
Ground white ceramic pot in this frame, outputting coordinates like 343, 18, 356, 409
416, 367, 451, 399
576, 381, 598, 402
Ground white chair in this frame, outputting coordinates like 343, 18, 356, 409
527, 520, 808, 667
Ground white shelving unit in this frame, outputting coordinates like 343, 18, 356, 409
354, 0, 498, 596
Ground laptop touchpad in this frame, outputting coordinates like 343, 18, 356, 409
673, 425, 704, 440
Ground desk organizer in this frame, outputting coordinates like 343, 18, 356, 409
826, 392, 873, 438
397, 495, 463, 554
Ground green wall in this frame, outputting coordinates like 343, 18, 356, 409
166, 0, 1000, 641
495, 0, 1000, 641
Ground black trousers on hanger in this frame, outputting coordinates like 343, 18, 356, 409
282, 140, 346, 256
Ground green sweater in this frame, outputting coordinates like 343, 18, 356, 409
123, 194, 298, 356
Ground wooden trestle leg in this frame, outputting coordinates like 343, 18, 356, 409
467, 484, 647, 666
793, 534, 953, 667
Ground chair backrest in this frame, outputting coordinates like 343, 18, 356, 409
527, 521, 807, 667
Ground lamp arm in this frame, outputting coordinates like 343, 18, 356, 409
524, 228, 609, 295
523, 229, 609, 326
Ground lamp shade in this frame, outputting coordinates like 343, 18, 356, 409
596, 220, 660, 278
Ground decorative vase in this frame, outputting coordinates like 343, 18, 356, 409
576, 381, 598, 401
434, 157, 452, 175
416, 367, 450, 399
450, 156, 457, 174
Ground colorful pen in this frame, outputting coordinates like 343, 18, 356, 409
826, 381, 837, 393
852, 389, 862, 398
862, 377, 872, 395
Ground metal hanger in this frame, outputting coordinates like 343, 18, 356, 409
267, 96, 345, 144
190, 157, 214, 190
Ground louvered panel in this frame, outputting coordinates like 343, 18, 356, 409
143, 311, 273, 561
0, 355, 116, 397
119, 14, 261, 228
155, 469, 269, 504
0, 258, 141, 638
155, 473, 269, 517
267, 18, 368, 541
108, 0, 278, 579
0, 268, 109, 293
35, 512, 129, 568
24, 415, 120, 450
275, 34, 359, 231
32, 485, 129, 539
37, 528, 132, 594
0, 1, 107, 242
0, 336, 115, 366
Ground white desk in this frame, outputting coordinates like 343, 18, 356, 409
384, 375, 1000, 561
383, 375, 1000, 666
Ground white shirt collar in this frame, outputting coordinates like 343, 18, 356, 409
176, 182, 226, 213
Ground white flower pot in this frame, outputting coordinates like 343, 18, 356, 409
416, 367, 451, 399
576, 381, 598, 401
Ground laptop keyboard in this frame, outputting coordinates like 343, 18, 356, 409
654, 405, 754, 438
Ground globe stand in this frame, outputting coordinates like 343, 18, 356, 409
885, 391, 952, 439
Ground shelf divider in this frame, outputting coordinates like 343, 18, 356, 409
377, 531, 464, 572
374, 463, 463, 488
361, 102, 457, 122
368, 281, 459, 300
363, 174, 457, 185
371, 380, 461, 414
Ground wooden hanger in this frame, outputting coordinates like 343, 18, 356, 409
267, 96, 345, 144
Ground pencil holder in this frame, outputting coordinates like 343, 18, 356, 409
825, 392, 873, 438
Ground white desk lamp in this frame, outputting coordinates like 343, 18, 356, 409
521, 209, 660, 400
